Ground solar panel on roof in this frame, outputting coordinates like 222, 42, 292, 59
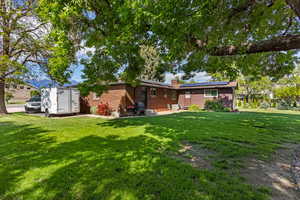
180, 81, 228, 87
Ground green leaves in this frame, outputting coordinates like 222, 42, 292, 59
37, 0, 300, 90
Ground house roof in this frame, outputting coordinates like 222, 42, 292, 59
110, 80, 173, 89
178, 81, 237, 89
111, 80, 237, 89
140, 80, 172, 88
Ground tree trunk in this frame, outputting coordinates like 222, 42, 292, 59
0, 80, 8, 114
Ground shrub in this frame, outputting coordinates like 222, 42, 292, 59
97, 103, 111, 116
237, 100, 242, 107
271, 102, 277, 108
30, 90, 40, 97
90, 106, 97, 114
259, 101, 270, 109
249, 99, 259, 109
188, 104, 201, 112
5, 92, 14, 103
277, 101, 290, 110
223, 107, 231, 112
243, 103, 250, 108
243, 98, 247, 107
204, 100, 226, 112
292, 107, 300, 111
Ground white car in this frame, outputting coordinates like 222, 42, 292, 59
24, 96, 41, 113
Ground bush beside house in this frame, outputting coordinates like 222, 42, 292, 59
204, 100, 230, 112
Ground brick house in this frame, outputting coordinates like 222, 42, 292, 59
5, 83, 38, 103
81, 80, 237, 115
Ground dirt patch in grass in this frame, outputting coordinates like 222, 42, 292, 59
169, 141, 215, 169
241, 143, 300, 200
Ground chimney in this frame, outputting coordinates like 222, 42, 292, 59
171, 79, 180, 88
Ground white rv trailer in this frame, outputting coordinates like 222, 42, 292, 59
41, 87, 80, 116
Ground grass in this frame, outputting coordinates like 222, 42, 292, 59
1, 110, 300, 200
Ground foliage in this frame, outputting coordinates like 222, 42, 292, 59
277, 100, 291, 110
237, 100, 242, 107
274, 85, 300, 105
188, 104, 201, 112
250, 99, 260, 109
90, 106, 97, 114
0, 0, 75, 114
4, 92, 13, 103
1, 111, 300, 199
37, 0, 300, 95
139, 45, 166, 81
30, 90, 41, 97
204, 100, 226, 112
97, 103, 111, 116
260, 102, 270, 109
237, 76, 273, 100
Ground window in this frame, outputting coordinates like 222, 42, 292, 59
27, 87, 31, 90
204, 89, 218, 97
93, 93, 100, 100
150, 88, 157, 97
164, 89, 168, 98
13, 84, 17, 89
171, 90, 177, 100
5, 84, 9, 89
185, 91, 191, 98
20, 86, 24, 89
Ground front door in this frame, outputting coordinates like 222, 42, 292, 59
135, 86, 147, 108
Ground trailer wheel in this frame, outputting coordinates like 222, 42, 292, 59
45, 109, 50, 117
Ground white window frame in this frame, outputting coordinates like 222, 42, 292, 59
150, 88, 157, 97
185, 91, 191, 99
204, 89, 218, 98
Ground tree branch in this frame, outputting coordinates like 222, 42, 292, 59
192, 34, 300, 56
285, 0, 300, 20
228, 0, 256, 19
10, 22, 47, 55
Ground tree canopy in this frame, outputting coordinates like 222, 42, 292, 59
37, 0, 300, 87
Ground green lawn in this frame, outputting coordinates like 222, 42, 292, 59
1, 111, 300, 200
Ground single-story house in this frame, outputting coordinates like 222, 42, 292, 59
81, 80, 237, 115
5, 83, 38, 103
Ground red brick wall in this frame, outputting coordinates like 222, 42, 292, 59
147, 87, 178, 111
82, 85, 127, 113
178, 88, 234, 109
81, 84, 235, 114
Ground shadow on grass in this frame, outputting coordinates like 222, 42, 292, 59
0, 118, 269, 200
2, 111, 300, 199
99, 111, 300, 161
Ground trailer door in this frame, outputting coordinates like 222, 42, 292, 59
71, 89, 80, 113
57, 88, 71, 113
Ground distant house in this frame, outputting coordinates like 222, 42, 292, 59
81, 80, 237, 115
5, 83, 38, 103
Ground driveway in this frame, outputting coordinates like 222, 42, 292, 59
6, 104, 25, 113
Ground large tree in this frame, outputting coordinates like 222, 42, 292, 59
0, 0, 75, 114
38, 0, 300, 91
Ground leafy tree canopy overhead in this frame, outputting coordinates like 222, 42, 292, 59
0, 0, 77, 114
38, 0, 300, 86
